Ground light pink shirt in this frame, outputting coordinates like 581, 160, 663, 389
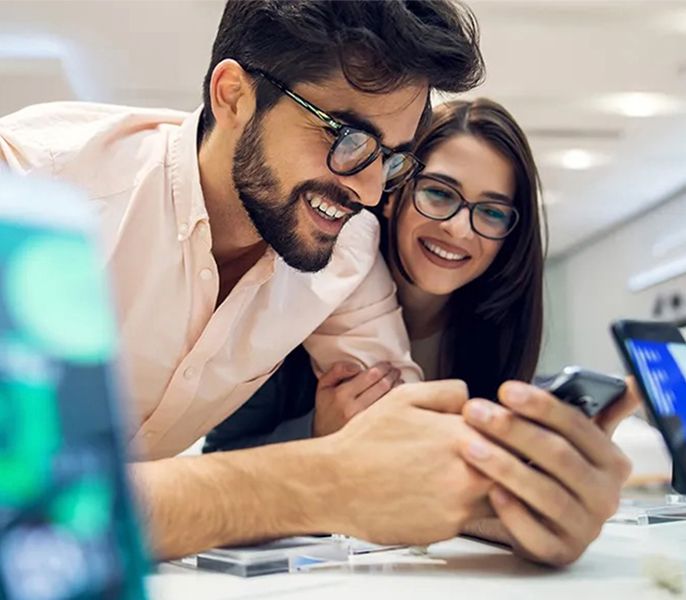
0, 102, 421, 460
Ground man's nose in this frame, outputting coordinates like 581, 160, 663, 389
335, 156, 385, 208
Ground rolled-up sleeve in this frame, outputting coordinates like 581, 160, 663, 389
304, 251, 423, 383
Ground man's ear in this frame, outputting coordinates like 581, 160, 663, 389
208, 59, 256, 131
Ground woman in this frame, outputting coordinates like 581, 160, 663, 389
204, 97, 545, 451
380, 97, 543, 397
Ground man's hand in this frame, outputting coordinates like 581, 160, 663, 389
313, 361, 402, 437
458, 381, 636, 566
326, 380, 495, 546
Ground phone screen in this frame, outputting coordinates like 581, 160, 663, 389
625, 338, 686, 449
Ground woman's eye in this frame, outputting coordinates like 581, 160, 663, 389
425, 187, 453, 201
479, 205, 508, 221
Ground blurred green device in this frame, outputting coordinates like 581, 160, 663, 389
0, 173, 148, 600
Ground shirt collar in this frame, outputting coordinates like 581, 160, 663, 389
170, 106, 209, 242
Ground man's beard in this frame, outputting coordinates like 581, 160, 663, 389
232, 115, 360, 272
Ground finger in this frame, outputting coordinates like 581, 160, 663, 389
463, 399, 601, 504
489, 486, 581, 567
594, 376, 641, 436
397, 379, 469, 415
355, 368, 401, 412
497, 381, 619, 468
457, 426, 589, 533
319, 361, 362, 389
340, 362, 393, 397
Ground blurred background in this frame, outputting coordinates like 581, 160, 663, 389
1, 0, 685, 377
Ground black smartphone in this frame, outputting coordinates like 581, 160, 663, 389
545, 366, 627, 418
611, 319, 686, 491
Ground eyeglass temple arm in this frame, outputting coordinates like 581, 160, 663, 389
247, 66, 342, 132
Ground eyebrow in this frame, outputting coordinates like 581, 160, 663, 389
426, 172, 514, 205
328, 109, 415, 153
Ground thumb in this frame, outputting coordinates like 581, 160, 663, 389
397, 379, 470, 414
319, 361, 362, 389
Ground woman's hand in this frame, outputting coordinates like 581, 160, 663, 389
313, 361, 402, 437
457, 381, 637, 566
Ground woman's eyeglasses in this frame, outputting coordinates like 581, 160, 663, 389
248, 67, 424, 192
412, 174, 519, 240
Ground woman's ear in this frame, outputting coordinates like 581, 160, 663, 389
382, 192, 397, 220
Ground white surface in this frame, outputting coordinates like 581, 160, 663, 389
149, 521, 686, 600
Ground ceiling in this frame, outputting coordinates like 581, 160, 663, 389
1, 0, 685, 258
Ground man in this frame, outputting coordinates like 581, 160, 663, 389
0, 0, 636, 566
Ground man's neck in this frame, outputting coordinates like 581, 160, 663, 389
391, 262, 451, 341
198, 128, 268, 295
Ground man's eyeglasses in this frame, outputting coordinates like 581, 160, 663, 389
412, 174, 520, 240
248, 67, 424, 192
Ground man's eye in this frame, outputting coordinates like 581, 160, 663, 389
323, 127, 337, 140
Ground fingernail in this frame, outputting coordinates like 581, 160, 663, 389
467, 440, 491, 460
491, 487, 511, 507
467, 401, 493, 424
345, 363, 361, 373
504, 382, 529, 405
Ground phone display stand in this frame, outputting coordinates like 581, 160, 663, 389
611, 467, 686, 525
611, 494, 686, 525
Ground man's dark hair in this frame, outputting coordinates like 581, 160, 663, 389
202, 0, 484, 133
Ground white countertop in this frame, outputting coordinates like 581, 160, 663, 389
148, 520, 686, 600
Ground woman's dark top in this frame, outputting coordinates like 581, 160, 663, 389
203, 345, 318, 453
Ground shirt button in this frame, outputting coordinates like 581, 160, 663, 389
199, 268, 213, 281
183, 366, 196, 379
177, 223, 189, 241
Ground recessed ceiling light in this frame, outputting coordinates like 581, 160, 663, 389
595, 92, 683, 118
558, 149, 600, 171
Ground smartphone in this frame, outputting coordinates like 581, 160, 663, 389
545, 366, 627, 418
611, 319, 686, 492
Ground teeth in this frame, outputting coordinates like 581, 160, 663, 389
306, 194, 347, 221
423, 240, 467, 262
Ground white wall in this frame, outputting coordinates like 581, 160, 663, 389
541, 185, 686, 375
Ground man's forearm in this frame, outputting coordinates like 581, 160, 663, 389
129, 439, 339, 560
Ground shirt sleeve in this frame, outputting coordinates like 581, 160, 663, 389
0, 112, 55, 177
303, 250, 423, 383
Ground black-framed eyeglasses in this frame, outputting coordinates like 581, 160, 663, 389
412, 174, 520, 240
247, 67, 424, 192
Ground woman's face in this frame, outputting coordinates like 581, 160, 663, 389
393, 134, 516, 296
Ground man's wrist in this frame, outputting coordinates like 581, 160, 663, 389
274, 436, 344, 535
232, 436, 345, 539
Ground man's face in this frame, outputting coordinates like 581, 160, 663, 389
232, 73, 427, 272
